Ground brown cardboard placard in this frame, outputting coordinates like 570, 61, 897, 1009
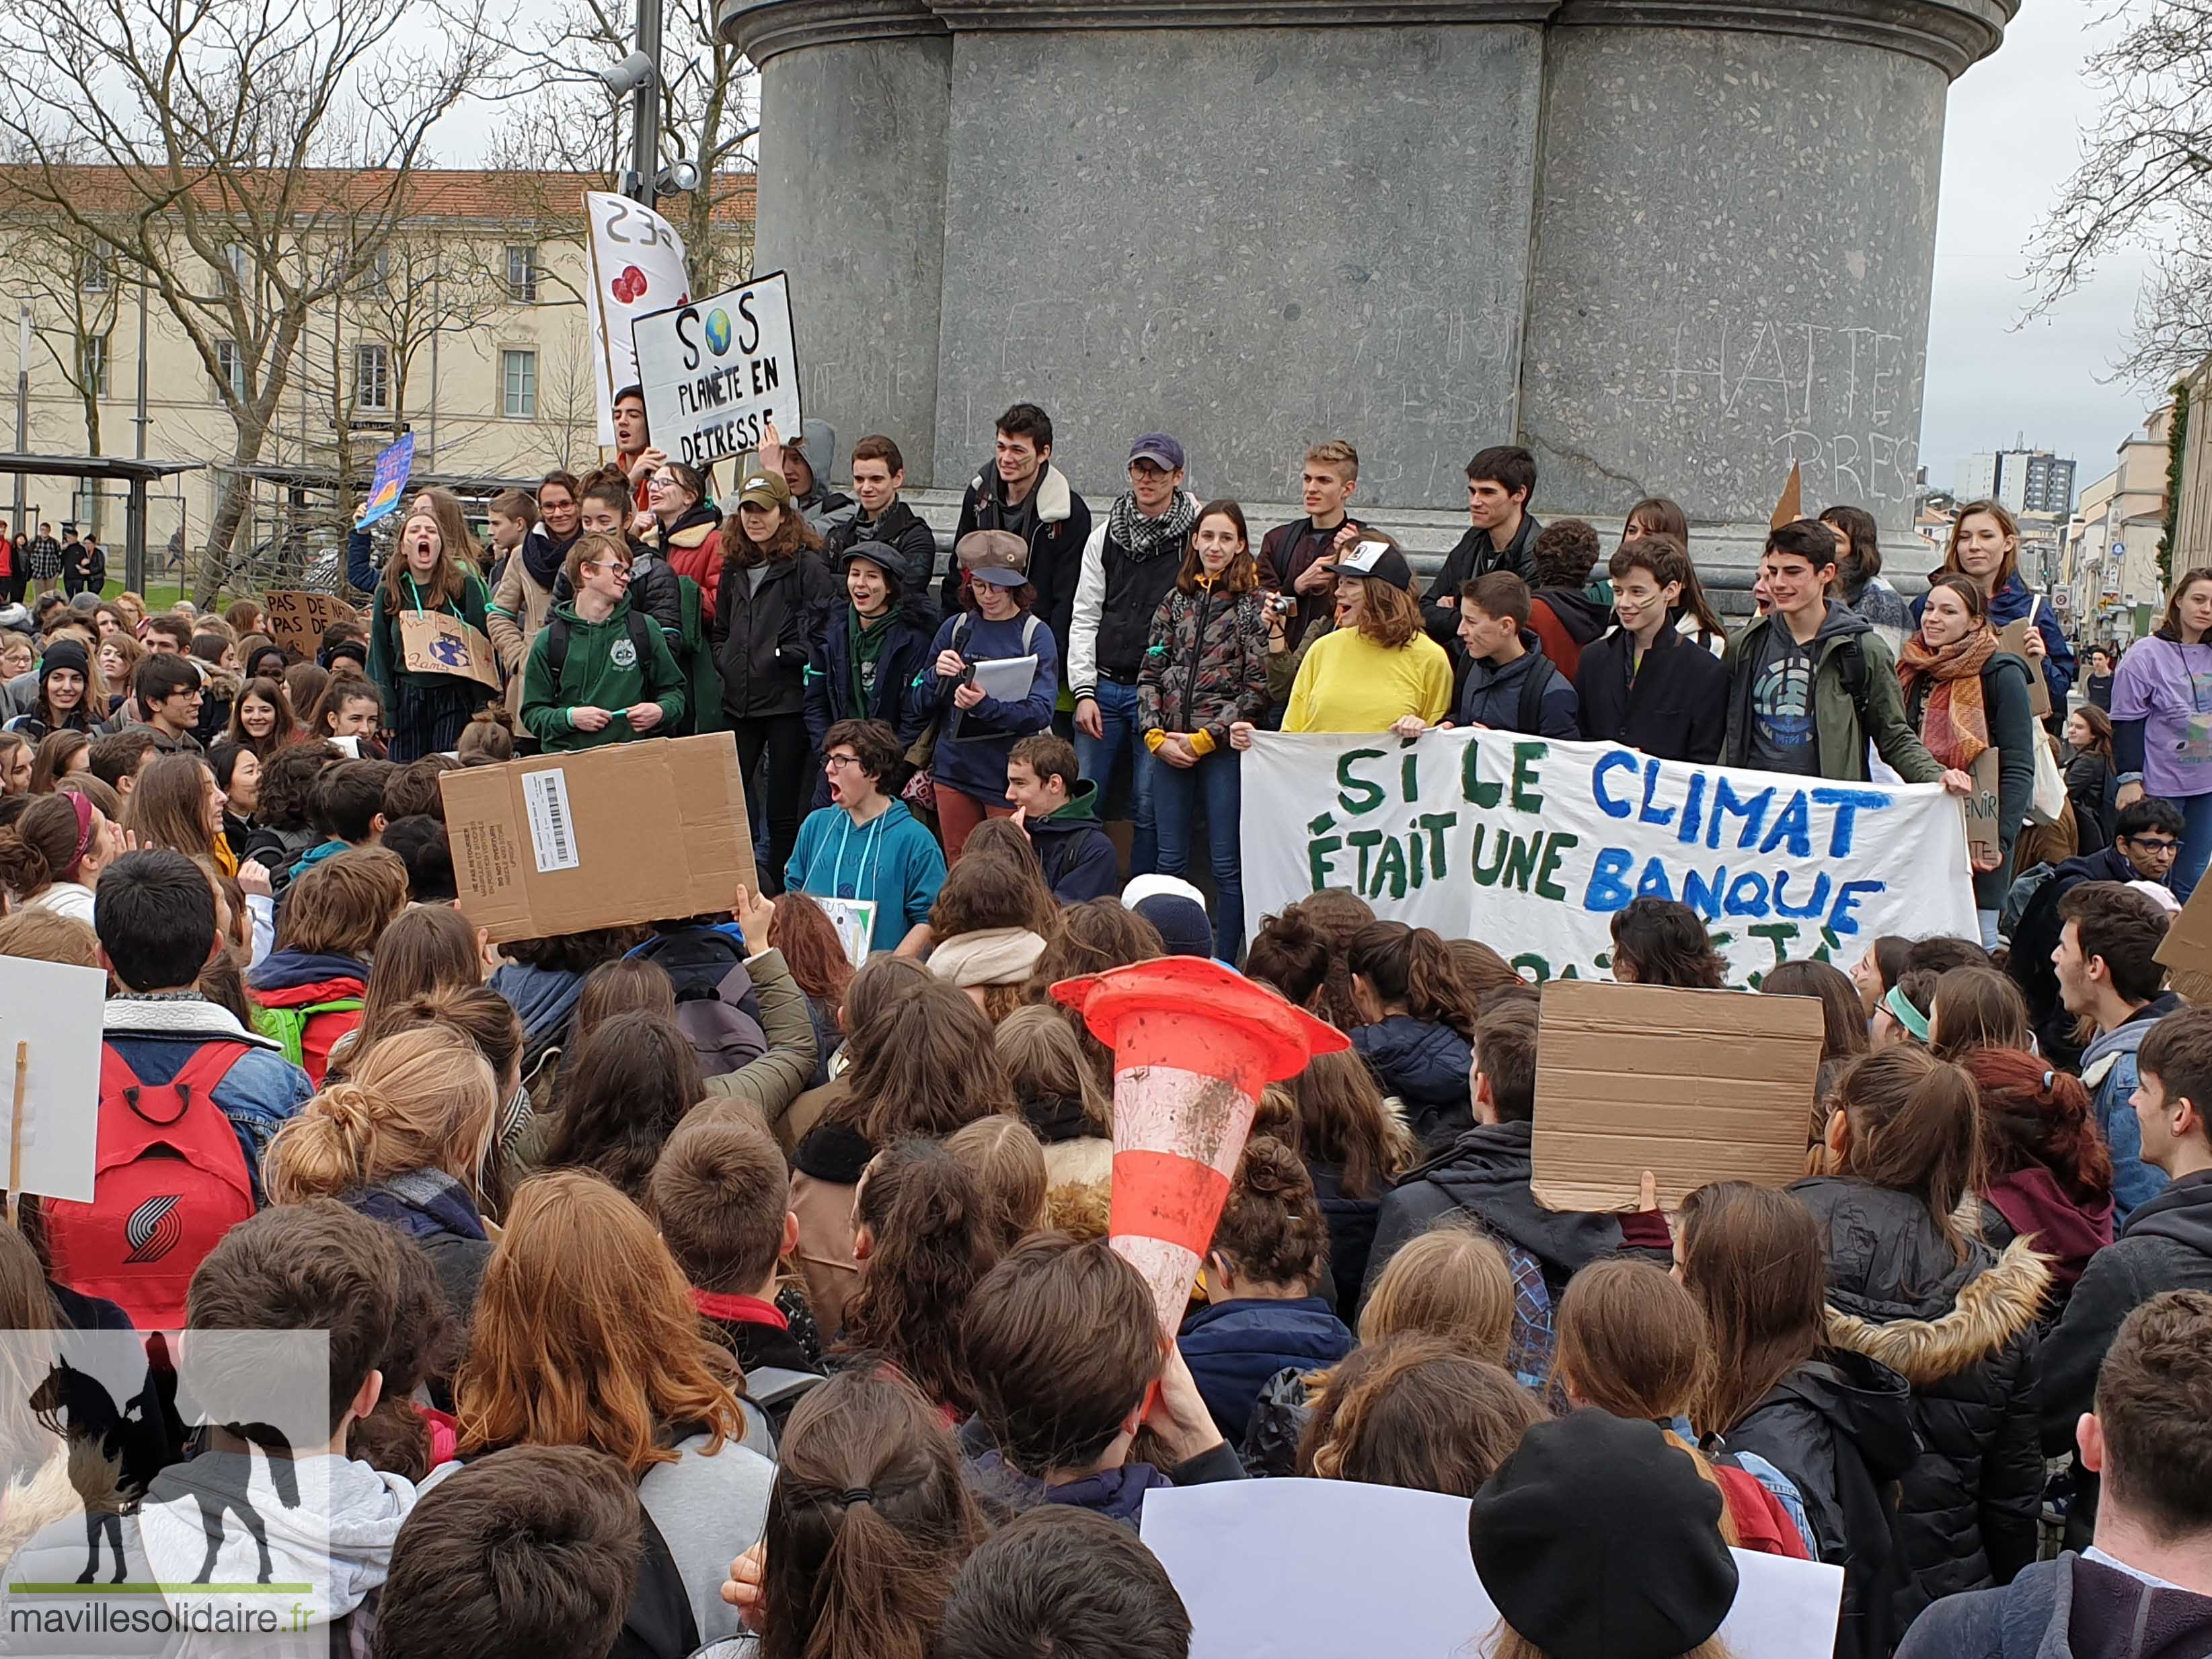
399, 609, 503, 692
2158, 878, 2212, 1006
441, 733, 757, 943
1995, 619, 2053, 716
1965, 747, 2002, 867
1531, 980, 1824, 1212
261, 590, 356, 659
1769, 462, 1803, 531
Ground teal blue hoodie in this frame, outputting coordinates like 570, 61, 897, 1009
786, 798, 946, 955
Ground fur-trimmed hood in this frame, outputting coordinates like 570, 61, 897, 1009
1794, 1175, 2051, 1387
1825, 1237, 2051, 1387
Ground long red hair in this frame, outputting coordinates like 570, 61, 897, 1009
454, 1169, 743, 1473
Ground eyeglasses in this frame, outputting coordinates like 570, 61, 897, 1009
823, 754, 864, 771
2125, 836, 2180, 853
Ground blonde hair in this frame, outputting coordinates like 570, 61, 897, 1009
1358, 1220, 1514, 1363
0, 909, 99, 968
263, 1026, 498, 1204
945, 1114, 1047, 1253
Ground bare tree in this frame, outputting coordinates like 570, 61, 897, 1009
2030, 0, 2212, 381
0, 0, 498, 602
477, 0, 758, 294
0, 226, 124, 462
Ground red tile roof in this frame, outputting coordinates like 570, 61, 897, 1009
0, 165, 755, 226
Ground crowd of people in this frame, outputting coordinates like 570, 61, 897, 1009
0, 413, 2207, 1659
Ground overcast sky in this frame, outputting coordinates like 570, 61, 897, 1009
1921, 0, 2160, 498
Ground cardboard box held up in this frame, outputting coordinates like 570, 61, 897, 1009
1531, 980, 1824, 1213
441, 734, 757, 944
2158, 878, 2212, 1006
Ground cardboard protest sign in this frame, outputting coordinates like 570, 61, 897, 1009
399, 609, 503, 692
360, 433, 415, 527
1965, 747, 2002, 868
632, 270, 802, 473
583, 190, 691, 447
441, 733, 757, 943
262, 589, 356, 659
0, 957, 108, 1206
1995, 619, 2054, 716
1771, 460, 1804, 530
1240, 730, 1979, 987
1142, 1479, 1843, 1659
2158, 876, 2212, 1005
1529, 980, 1823, 1212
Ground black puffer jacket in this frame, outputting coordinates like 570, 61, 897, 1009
713, 549, 841, 720
1712, 1348, 1919, 1659
1790, 1177, 2051, 1633
1350, 1016, 1474, 1149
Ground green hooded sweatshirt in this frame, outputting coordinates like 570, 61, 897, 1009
518, 596, 687, 753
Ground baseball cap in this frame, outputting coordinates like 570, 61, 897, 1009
1334, 537, 1415, 592
1129, 434, 1186, 472
956, 529, 1030, 588
737, 471, 792, 510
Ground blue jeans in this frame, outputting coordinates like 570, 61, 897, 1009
1153, 747, 1244, 960
1075, 678, 1155, 877
2178, 792, 2212, 904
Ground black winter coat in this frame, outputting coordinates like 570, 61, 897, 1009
824, 497, 940, 579
1350, 1016, 1474, 1149
1422, 514, 1539, 650
714, 550, 840, 720
2037, 1169, 2212, 1549
1713, 1348, 1919, 1659
1790, 1177, 2051, 1633
1363, 1119, 1624, 1307
1574, 623, 1730, 763
1308, 1160, 1379, 1322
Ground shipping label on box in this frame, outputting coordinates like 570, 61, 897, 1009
442, 734, 756, 943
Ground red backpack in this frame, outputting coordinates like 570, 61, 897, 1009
44, 1041, 258, 1331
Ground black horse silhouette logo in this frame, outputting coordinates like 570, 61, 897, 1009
28, 1358, 135, 1584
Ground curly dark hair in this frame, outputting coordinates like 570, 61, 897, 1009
1609, 896, 1725, 989
1208, 1136, 1330, 1293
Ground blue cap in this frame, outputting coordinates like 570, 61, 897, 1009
1129, 433, 1185, 471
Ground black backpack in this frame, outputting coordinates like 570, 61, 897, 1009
1514, 654, 1563, 734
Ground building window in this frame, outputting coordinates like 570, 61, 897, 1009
215, 242, 248, 297
501, 349, 537, 419
81, 336, 110, 398
356, 342, 391, 412
79, 252, 110, 295
213, 339, 245, 399
504, 244, 539, 303
353, 245, 391, 296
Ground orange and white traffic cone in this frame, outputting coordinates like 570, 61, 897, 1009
1053, 956, 1350, 1334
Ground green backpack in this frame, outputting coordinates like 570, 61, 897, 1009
253, 998, 363, 1071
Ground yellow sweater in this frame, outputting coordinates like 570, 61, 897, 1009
1282, 627, 1454, 733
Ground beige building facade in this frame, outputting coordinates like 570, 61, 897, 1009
1, 169, 754, 577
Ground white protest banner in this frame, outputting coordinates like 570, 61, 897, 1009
582, 190, 691, 447
631, 270, 802, 475
1142, 1479, 1843, 1659
1240, 730, 1978, 986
